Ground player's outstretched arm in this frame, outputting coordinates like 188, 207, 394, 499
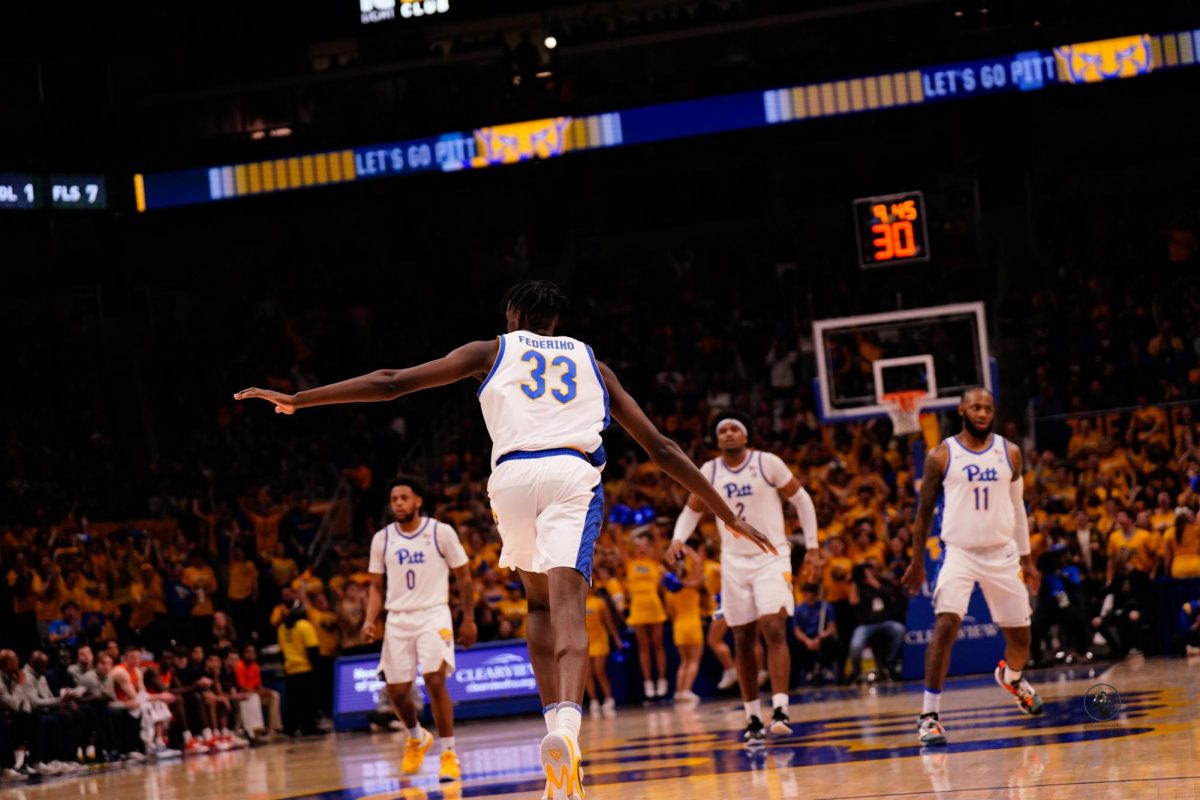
235, 339, 499, 413
597, 361, 776, 555
902, 442, 948, 595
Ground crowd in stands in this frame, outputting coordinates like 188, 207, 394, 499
4, 180, 1200, 781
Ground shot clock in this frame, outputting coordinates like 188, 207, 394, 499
853, 191, 930, 269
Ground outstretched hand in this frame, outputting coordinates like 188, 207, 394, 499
234, 388, 297, 415
727, 519, 778, 555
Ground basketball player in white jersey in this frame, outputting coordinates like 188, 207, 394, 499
669, 415, 819, 744
902, 387, 1044, 746
361, 478, 475, 782
235, 280, 774, 800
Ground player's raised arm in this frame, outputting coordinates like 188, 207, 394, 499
234, 339, 499, 414
597, 362, 776, 555
902, 442, 948, 595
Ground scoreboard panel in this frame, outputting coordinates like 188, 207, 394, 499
853, 191, 930, 269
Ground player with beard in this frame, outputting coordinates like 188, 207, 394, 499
669, 415, 819, 744
902, 387, 1044, 746
362, 478, 476, 783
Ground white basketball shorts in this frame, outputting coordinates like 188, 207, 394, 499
932, 542, 1031, 627
377, 605, 456, 684
720, 550, 795, 628
488, 454, 604, 582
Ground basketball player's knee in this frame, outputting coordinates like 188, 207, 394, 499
386, 682, 413, 703
423, 671, 446, 691
759, 615, 787, 644
1003, 626, 1032, 647
933, 614, 962, 643
732, 624, 757, 649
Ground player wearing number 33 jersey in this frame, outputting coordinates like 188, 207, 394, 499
233, 281, 776, 800
479, 328, 609, 581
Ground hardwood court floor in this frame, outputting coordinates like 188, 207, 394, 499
4, 656, 1198, 800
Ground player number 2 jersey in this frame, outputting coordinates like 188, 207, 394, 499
477, 330, 610, 468
939, 434, 1016, 550
368, 517, 469, 613
704, 450, 793, 559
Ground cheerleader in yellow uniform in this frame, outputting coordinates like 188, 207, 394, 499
701, 541, 739, 690
585, 587, 624, 716
664, 543, 706, 704
626, 534, 669, 699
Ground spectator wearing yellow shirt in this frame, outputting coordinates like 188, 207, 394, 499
594, 563, 626, 617
268, 541, 300, 588
584, 586, 623, 716
34, 556, 70, 639
663, 544, 706, 704
847, 521, 886, 566
129, 561, 168, 640
466, 529, 501, 578
822, 536, 855, 676
1164, 509, 1200, 579
1149, 492, 1177, 536
227, 544, 260, 639
699, 541, 738, 691
243, 488, 285, 558
328, 558, 373, 600
6, 552, 44, 653
1067, 418, 1102, 465
1096, 440, 1135, 495
307, 591, 341, 720
62, 567, 96, 611
107, 534, 144, 611
1130, 394, 1169, 449
625, 535, 669, 699
84, 581, 121, 643
292, 563, 325, 600
182, 549, 219, 640
277, 605, 321, 736
495, 582, 529, 638
270, 586, 301, 628
1106, 511, 1161, 584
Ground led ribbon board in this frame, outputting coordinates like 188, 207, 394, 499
135, 30, 1186, 211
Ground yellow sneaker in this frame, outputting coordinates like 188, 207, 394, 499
540, 731, 584, 799
438, 750, 461, 782
401, 729, 434, 775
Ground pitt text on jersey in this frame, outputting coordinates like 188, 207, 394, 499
395, 548, 428, 565
724, 483, 754, 499
962, 464, 1001, 482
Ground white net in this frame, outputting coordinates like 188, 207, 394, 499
882, 391, 926, 435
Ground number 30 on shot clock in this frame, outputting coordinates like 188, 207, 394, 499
853, 190, 930, 269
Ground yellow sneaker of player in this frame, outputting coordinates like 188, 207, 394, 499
540, 731, 584, 800
401, 729, 434, 775
438, 750, 462, 782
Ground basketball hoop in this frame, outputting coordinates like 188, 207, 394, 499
881, 390, 927, 436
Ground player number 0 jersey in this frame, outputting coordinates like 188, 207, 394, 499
368, 517, 469, 613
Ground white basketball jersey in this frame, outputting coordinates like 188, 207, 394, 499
939, 434, 1016, 550
477, 331, 609, 468
705, 450, 793, 559
368, 517, 469, 613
